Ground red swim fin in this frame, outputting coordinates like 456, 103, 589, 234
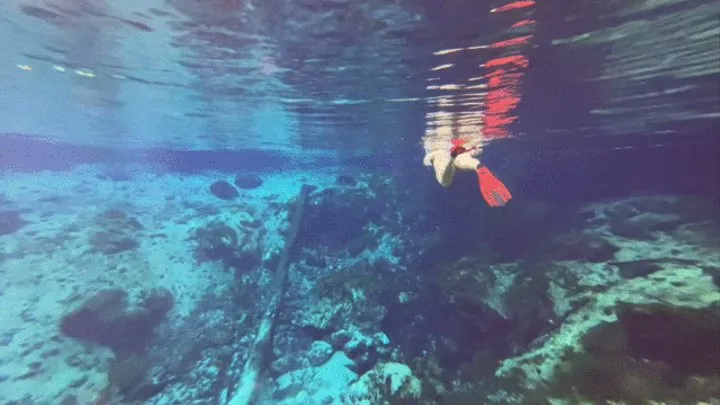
477, 166, 512, 207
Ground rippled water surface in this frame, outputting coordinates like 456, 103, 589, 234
1, 0, 718, 153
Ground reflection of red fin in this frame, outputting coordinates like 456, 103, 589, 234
485, 55, 529, 69
491, 1, 535, 13
512, 19, 535, 28
490, 35, 533, 49
484, 128, 511, 140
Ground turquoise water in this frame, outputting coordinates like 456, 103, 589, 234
0, 1, 718, 404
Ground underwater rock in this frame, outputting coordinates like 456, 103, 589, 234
550, 232, 619, 262
618, 303, 720, 376
313, 264, 387, 303
336, 174, 357, 187
108, 353, 169, 403
300, 189, 373, 248
89, 231, 138, 254
675, 220, 720, 250
233, 173, 263, 189
0, 210, 28, 236
332, 327, 373, 358
59, 395, 80, 405
270, 354, 305, 376
502, 271, 559, 345
345, 362, 423, 404
610, 259, 674, 279
302, 266, 389, 339
20, 5, 63, 21
609, 218, 656, 240
95, 209, 143, 230
108, 355, 150, 396
470, 200, 578, 263
609, 214, 684, 240
295, 298, 345, 333
609, 258, 701, 280
193, 223, 238, 262
630, 196, 684, 216
209, 180, 239, 200
306, 340, 334, 367
274, 351, 358, 403
326, 326, 391, 373
274, 368, 308, 399
146, 292, 239, 390
297, 174, 400, 251
534, 303, 720, 404
60, 288, 174, 355
192, 221, 261, 273
603, 201, 641, 220
304, 254, 327, 268
704, 267, 720, 288
229, 252, 262, 275
97, 165, 133, 182
495, 266, 720, 403
437, 259, 533, 326
437, 259, 559, 362
602, 197, 717, 242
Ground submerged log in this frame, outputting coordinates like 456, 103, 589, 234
223, 184, 313, 405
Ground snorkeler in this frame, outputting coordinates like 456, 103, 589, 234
423, 139, 512, 207
420, 0, 534, 208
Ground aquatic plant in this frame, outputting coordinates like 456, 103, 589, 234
313, 266, 386, 303
192, 221, 261, 273
106, 353, 171, 403
193, 222, 238, 261
107, 355, 150, 396
89, 209, 143, 254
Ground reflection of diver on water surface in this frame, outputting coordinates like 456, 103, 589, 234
422, 0, 534, 207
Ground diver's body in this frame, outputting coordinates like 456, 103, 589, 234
423, 139, 512, 207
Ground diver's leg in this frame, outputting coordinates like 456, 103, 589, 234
453, 153, 482, 171
455, 152, 512, 207
432, 152, 456, 187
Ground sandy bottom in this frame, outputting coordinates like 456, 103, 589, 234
0, 163, 338, 404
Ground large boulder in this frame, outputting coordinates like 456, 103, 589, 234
495, 267, 720, 404
209, 180, 239, 200
345, 362, 423, 404
234, 174, 263, 189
